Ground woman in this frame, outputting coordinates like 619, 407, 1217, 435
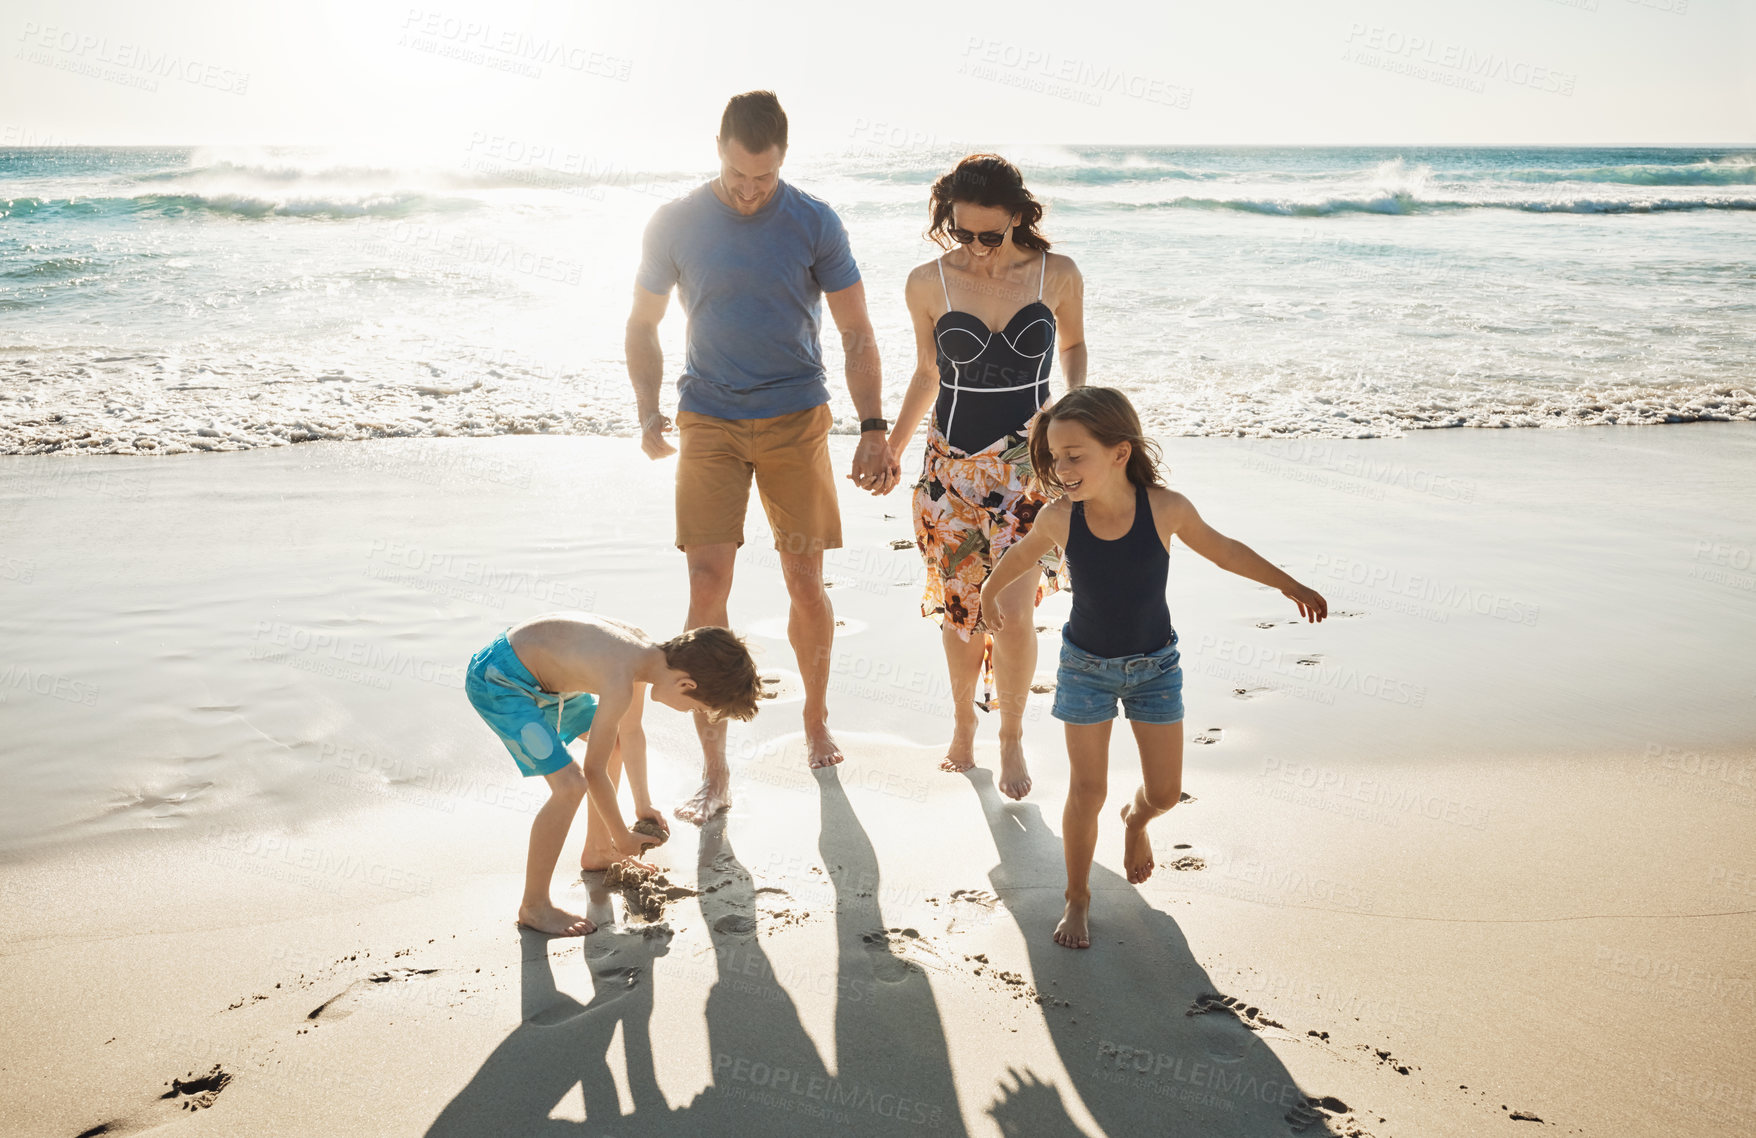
887, 154, 1086, 800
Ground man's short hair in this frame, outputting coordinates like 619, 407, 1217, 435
658, 626, 762, 721
719, 90, 787, 156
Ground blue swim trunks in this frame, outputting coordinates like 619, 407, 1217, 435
1051, 624, 1184, 726
464, 630, 597, 777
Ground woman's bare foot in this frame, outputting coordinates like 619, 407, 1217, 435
1053, 897, 1090, 949
517, 902, 595, 937
674, 779, 731, 825
1120, 800, 1155, 885
997, 732, 1032, 799
938, 710, 979, 773
805, 723, 845, 770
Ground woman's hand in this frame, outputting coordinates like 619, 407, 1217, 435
979, 583, 1004, 631
1283, 583, 1329, 623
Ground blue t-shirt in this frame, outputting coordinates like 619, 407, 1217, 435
636, 179, 861, 421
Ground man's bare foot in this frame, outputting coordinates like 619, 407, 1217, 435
1053, 898, 1090, 949
1120, 800, 1155, 884
997, 733, 1032, 799
675, 780, 731, 826
805, 723, 845, 770
517, 902, 595, 937
938, 712, 979, 773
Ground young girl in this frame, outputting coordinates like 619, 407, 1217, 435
980, 387, 1328, 949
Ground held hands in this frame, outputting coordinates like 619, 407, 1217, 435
640, 411, 676, 460
847, 433, 901, 496
1284, 583, 1329, 623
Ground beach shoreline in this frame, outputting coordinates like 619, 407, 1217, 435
2, 424, 1752, 1136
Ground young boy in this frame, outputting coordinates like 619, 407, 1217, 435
465, 613, 762, 936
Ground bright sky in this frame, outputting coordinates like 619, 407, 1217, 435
4, 0, 1751, 156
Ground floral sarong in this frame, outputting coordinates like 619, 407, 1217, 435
912, 421, 1065, 707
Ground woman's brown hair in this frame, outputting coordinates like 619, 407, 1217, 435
925, 154, 1051, 252
1028, 387, 1165, 495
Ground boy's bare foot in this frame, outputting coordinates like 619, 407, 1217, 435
580, 838, 620, 873
1053, 898, 1090, 949
675, 779, 731, 825
1120, 800, 1155, 884
517, 903, 595, 937
805, 723, 844, 769
938, 711, 979, 773
997, 733, 1032, 799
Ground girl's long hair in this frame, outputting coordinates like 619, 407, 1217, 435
925, 154, 1051, 253
1029, 387, 1165, 494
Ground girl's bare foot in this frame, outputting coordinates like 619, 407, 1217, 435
938, 711, 979, 773
1053, 898, 1090, 949
805, 724, 845, 770
517, 903, 595, 937
675, 779, 731, 825
997, 732, 1032, 799
1120, 800, 1156, 884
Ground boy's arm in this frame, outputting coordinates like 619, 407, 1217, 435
978, 500, 1070, 631
579, 681, 647, 860
616, 684, 666, 831
1161, 491, 1328, 623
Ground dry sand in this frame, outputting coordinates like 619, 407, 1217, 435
1, 424, 1752, 1137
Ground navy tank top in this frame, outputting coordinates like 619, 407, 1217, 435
932, 251, 1056, 454
1065, 483, 1174, 658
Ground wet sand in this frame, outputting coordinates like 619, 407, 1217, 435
1, 425, 1752, 1137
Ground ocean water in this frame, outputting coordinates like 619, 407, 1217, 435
2, 144, 1753, 455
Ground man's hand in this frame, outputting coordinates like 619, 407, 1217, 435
848, 433, 897, 495
640, 411, 676, 460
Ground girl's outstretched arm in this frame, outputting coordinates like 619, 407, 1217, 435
1160, 490, 1329, 623
979, 499, 1072, 631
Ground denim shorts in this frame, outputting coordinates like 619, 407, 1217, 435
1051, 625, 1184, 726
464, 631, 597, 778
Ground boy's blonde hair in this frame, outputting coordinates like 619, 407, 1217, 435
658, 626, 762, 721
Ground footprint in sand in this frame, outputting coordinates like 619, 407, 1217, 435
860, 927, 940, 983
1186, 992, 1285, 1030
713, 913, 757, 938
1029, 681, 1056, 694
1192, 727, 1224, 745
305, 967, 440, 1021
1295, 654, 1323, 667
74, 1064, 234, 1137
1163, 855, 1206, 871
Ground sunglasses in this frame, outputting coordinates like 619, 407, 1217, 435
948, 222, 1012, 248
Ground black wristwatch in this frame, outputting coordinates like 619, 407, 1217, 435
859, 417, 888, 434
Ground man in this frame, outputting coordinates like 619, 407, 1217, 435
627, 90, 899, 824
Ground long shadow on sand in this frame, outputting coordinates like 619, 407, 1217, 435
426, 767, 971, 1136
971, 768, 1344, 1137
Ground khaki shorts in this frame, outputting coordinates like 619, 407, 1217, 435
675, 402, 843, 554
